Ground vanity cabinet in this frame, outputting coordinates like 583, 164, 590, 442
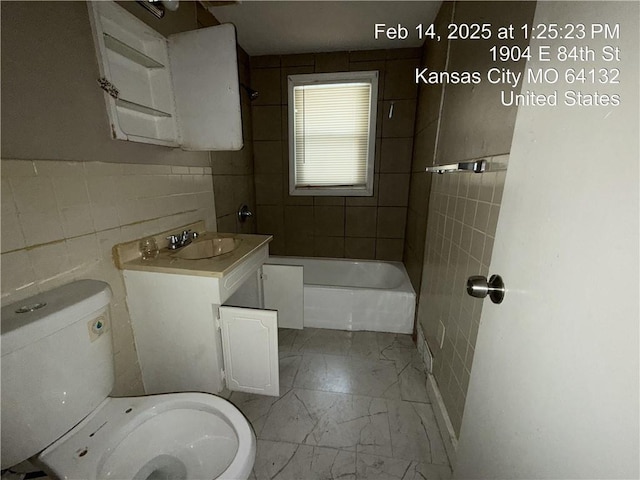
123, 268, 280, 397
88, 1, 242, 150
117, 228, 305, 398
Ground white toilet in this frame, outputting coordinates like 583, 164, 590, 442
1, 280, 256, 480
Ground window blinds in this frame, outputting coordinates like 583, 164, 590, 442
293, 82, 372, 188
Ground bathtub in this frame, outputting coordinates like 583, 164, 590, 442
266, 256, 416, 334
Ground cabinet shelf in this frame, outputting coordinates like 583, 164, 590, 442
103, 33, 165, 69
116, 98, 172, 118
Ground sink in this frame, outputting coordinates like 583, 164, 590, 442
170, 237, 241, 260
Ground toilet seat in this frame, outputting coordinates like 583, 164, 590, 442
37, 393, 255, 480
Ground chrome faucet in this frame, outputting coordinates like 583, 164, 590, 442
166, 229, 198, 250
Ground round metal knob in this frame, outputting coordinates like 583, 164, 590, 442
237, 204, 253, 223
466, 274, 505, 304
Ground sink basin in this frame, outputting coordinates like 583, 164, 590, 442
170, 237, 240, 260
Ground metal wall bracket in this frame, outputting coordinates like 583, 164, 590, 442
426, 159, 487, 174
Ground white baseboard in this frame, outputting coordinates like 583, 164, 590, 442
417, 322, 457, 466
427, 373, 458, 467
416, 323, 433, 372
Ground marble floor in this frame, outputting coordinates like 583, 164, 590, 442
226, 328, 451, 480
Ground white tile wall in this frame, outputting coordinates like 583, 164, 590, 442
1, 159, 216, 395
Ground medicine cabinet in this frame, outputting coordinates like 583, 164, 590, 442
88, 0, 243, 150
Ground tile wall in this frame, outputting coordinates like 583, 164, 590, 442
418, 157, 507, 434
250, 49, 421, 260
1, 2, 224, 396
0, 159, 216, 395
414, 1, 536, 435
211, 47, 257, 235
403, 2, 452, 297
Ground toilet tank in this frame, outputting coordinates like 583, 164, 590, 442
1, 280, 114, 469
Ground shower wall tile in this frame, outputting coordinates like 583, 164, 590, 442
314, 236, 345, 258
314, 206, 345, 237
384, 58, 420, 100
252, 106, 282, 141
376, 238, 404, 262
345, 237, 376, 260
251, 48, 421, 259
251, 67, 281, 106
378, 174, 410, 207
381, 99, 417, 138
254, 141, 283, 174
315, 52, 349, 73
345, 207, 377, 238
377, 207, 407, 239
380, 138, 413, 173
210, 45, 256, 236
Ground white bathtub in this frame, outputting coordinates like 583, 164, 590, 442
266, 256, 416, 334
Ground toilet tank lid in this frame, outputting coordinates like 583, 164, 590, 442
1, 280, 112, 356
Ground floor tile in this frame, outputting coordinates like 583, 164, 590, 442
229, 385, 292, 437
348, 330, 381, 358
379, 342, 419, 373
278, 328, 298, 353
291, 328, 355, 356
356, 452, 412, 479
254, 440, 356, 480
306, 394, 392, 456
252, 440, 298, 480
259, 388, 342, 444
404, 461, 452, 480
377, 332, 415, 351
278, 352, 302, 388
246, 327, 451, 478
258, 388, 394, 456
387, 400, 449, 465
398, 356, 429, 403
356, 453, 452, 480
294, 353, 400, 397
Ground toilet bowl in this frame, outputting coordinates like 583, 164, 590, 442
1, 280, 256, 480
38, 393, 255, 480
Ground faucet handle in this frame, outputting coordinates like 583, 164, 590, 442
166, 234, 180, 249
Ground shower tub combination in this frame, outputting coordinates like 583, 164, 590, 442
266, 257, 416, 334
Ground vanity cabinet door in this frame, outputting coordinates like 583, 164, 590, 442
219, 306, 279, 396
263, 264, 304, 329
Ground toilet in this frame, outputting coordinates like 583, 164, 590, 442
1, 280, 255, 480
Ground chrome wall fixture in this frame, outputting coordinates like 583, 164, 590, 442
240, 84, 259, 101
426, 159, 487, 174
136, 1, 165, 19
237, 204, 253, 223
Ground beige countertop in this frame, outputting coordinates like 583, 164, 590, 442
114, 222, 272, 278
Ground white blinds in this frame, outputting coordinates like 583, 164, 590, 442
293, 82, 372, 188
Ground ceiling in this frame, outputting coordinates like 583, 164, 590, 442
208, 1, 443, 56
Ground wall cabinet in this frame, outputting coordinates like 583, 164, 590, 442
88, 1, 243, 150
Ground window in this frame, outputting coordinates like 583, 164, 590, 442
288, 71, 378, 196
